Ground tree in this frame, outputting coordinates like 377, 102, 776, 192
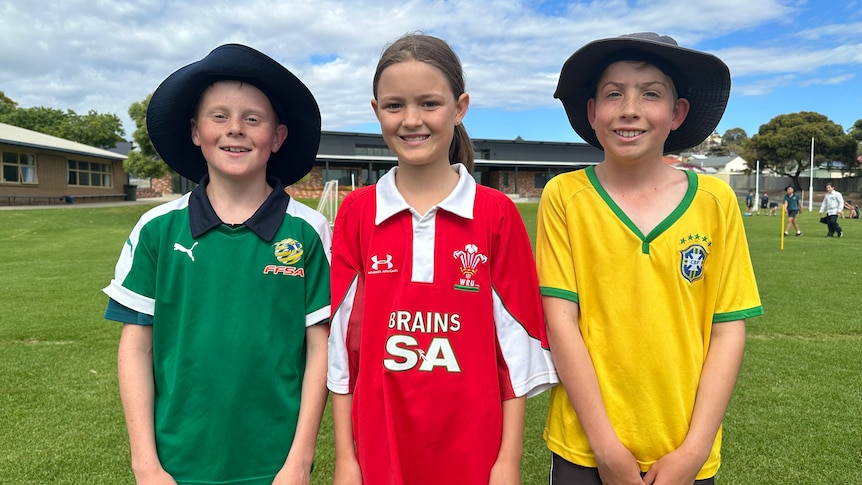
743, 112, 857, 188
721, 127, 748, 156
0, 101, 125, 149
124, 93, 170, 179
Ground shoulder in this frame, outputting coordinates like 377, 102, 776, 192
339, 185, 377, 214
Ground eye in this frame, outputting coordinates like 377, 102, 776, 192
422, 100, 441, 108
383, 102, 402, 111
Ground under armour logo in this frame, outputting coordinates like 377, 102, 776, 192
173, 242, 199, 261
370, 254, 393, 271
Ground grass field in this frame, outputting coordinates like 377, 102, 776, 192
1, 199, 859, 484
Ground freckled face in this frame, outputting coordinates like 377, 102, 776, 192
372, 60, 468, 168
191, 80, 287, 182
587, 60, 689, 161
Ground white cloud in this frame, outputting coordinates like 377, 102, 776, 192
0, 0, 857, 140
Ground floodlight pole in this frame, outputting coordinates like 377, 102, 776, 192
808, 137, 815, 211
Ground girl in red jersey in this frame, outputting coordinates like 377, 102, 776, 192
327, 33, 557, 485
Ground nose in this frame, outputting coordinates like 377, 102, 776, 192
620, 92, 640, 118
227, 117, 244, 136
402, 105, 422, 128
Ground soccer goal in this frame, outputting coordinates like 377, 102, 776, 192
317, 179, 339, 226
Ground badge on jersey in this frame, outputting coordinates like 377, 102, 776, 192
679, 243, 707, 283
453, 243, 487, 292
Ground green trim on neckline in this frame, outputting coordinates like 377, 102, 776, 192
585, 166, 698, 254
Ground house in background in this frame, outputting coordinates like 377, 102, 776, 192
291, 131, 604, 201
686, 154, 749, 173
0, 122, 129, 205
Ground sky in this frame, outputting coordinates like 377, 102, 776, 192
1, 0, 860, 146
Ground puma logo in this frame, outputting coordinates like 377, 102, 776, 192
173, 242, 199, 261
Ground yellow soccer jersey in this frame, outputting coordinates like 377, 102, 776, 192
537, 166, 762, 479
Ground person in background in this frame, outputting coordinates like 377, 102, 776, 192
819, 182, 844, 237
783, 185, 803, 236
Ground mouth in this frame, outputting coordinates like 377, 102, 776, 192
400, 134, 430, 142
221, 147, 251, 153
614, 130, 645, 139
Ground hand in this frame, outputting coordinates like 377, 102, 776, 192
272, 458, 311, 485
642, 447, 703, 485
133, 467, 177, 485
488, 458, 521, 485
594, 442, 646, 485
332, 457, 363, 485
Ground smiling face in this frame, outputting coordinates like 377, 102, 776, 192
371, 60, 468, 169
191, 80, 287, 183
587, 60, 689, 163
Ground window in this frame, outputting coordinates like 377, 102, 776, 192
1, 151, 37, 184
323, 167, 361, 187
355, 145, 394, 157
502, 173, 509, 188
68, 160, 112, 187
535, 172, 552, 189
474, 148, 491, 160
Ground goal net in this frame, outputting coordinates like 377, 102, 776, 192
317, 180, 339, 226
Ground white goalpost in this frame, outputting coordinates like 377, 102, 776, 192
317, 180, 339, 226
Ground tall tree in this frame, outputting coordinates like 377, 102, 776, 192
0, 103, 124, 149
124, 94, 170, 178
743, 112, 857, 188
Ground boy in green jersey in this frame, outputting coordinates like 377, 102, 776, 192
103, 44, 330, 485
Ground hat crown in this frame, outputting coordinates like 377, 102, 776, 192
620, 32, 679, 46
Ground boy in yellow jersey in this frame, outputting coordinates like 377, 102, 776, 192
537, 33, 763, 485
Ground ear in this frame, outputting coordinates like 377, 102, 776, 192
190, 118, 202, 147
455, 92, 470, 124
670, 97, 690, 131
272, 124, 288, 153
586, 98, 597, 128
371, 98, 381, 122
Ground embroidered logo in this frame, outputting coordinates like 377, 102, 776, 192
263, 238, 305, 277
679, 243, 707, 283
371, 254, 393, 270
369, 254, 398, 275
453, 244, 487, 292
173, 242, 198, 261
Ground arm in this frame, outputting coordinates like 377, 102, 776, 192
488, 396, 526, 485
643, 320, 746, 485
117, 324, 177, 485
331, 393, 362, 484
274, 323, 330, 485
543, 296, 643, 485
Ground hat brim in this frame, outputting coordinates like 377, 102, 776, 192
147, 44, 321, 186
555, 35, 730, 154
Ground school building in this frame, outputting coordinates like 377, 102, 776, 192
1, 123, 604, 205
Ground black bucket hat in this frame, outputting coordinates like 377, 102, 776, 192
555, 32, 730, 154
147, 44, 321, 185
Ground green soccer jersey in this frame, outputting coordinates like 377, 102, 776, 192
104, 181, 331, 484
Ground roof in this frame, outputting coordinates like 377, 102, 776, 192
0, 122, 126, 161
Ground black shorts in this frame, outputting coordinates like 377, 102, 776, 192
549, 452, 715, 485
788, 209, 799, 218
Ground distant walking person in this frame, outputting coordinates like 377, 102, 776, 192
819, 182, 844, 237
759, 192, 769, 215
744, 190, 754, 216
783, 186, 802, 236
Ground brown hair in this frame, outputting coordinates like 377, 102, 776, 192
372, 33, 474, 171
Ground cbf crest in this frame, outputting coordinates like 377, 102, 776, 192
453, 243, 487, 292
679, 243, 707, 283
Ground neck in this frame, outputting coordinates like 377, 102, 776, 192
394, 162, 460, 215
206, 175, 273, 224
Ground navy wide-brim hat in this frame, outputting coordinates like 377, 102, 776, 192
555, 32, 730, 154
147, 44, 321, 185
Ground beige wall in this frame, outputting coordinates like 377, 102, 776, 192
0, 143, 126, 199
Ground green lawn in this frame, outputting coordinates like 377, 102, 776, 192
0, 200, 859, 484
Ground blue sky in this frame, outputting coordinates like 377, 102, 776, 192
1, 0, 860, 145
